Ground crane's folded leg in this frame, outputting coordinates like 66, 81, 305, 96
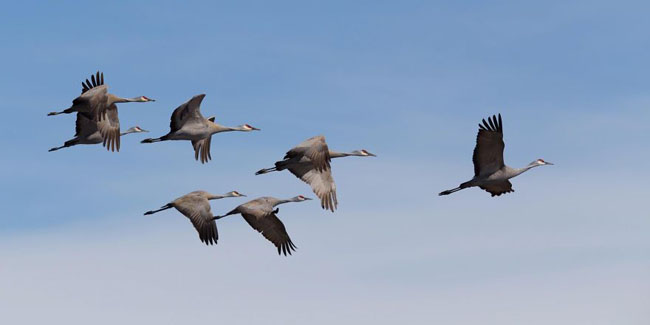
255, 167, 277, 175
438, 181, 473, 196
144, 204, 173, 215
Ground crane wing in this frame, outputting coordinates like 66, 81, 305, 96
170, 94, 206, 132
472, 114, 505, 176
96, 104, 121, 152
72, 85, 108, 116
240, 211, 296, 256
479, 180, 514, 197
174, 195, 219, 245
287, 163, 337, 212
284, 135, 331, 172
191, 136, 213, 164
81, 71, 104, 94
74, 112, 98, 138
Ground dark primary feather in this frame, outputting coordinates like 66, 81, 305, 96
81, 71, 104, 94
241, 212, 296, 256
473, 114, 505, 176
173, 195, 219, 245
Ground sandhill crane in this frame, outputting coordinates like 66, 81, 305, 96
255, 135, 376, 211
439, 114, 553, 197
141, 94, 260, 163
48, 71, 154, 118
47, 72, 155, 151
214, 195, 311, 256
48, 112, 148, 152
144, 190, 246, 245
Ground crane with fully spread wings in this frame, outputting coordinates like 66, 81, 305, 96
141, 94, 260, 163
255, 135, 376, 211
48, 71, 155, 151
439, 114, 553, 197
215, 195, 311, 256
144, 190, 246, 245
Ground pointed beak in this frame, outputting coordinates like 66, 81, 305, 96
239, 194, 247, 197
148, 98, 156, 102
251, 126, 261, 131
367, 152, 377, 157
304, 197, 313, 200
545, 161, 554, 165
140, 128, 149, 133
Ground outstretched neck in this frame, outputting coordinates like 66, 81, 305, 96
108, 94, 142, 104
207, 194, 226, 200
273, 199, 292, 206
209, 123, 245, 133
329, 150, 352, 158
511, 164, 538, 178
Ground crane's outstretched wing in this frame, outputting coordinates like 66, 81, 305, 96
191, 136, 213, 164
97, 104, 121, 152
170, 94, 207, 133
479, 180, 514, 197
81, 71, 104, 94
240, 211, 296, 256
284, 135, 331, 172
174, 195, 219, 245
287, 163, 337, 212
74, 112, 98, 138
473, 114, 505, 176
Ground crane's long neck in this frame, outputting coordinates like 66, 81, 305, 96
510, 163, 538, 178
207, 194, 226, 200
108, 94, 142, 104
209, 123, 246, 134
329, 151, 352, 158
273, 199, 293, 207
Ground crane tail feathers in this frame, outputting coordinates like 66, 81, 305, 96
439, 187, 462, 196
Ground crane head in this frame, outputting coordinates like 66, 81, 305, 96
139, 96, 155, 102
359, 149, 376, 157
228, 191, 246, 197
535, 158, 553, 165
295, 195, 312, 201
241, 124, 261, 131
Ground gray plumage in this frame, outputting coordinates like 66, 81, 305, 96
255, 135, 376, 211
215, 195, 312, 256
48, 112, 148, 152
144, 190, 246, 245
141, 94, 260, 163
439, 114, 553, 197
48, 71, 155, 151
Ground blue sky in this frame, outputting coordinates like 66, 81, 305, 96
1, 1, 649, 324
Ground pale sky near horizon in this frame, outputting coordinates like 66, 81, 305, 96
1, 1, 649, 324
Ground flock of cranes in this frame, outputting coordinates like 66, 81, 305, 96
48, 72, 552, 256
